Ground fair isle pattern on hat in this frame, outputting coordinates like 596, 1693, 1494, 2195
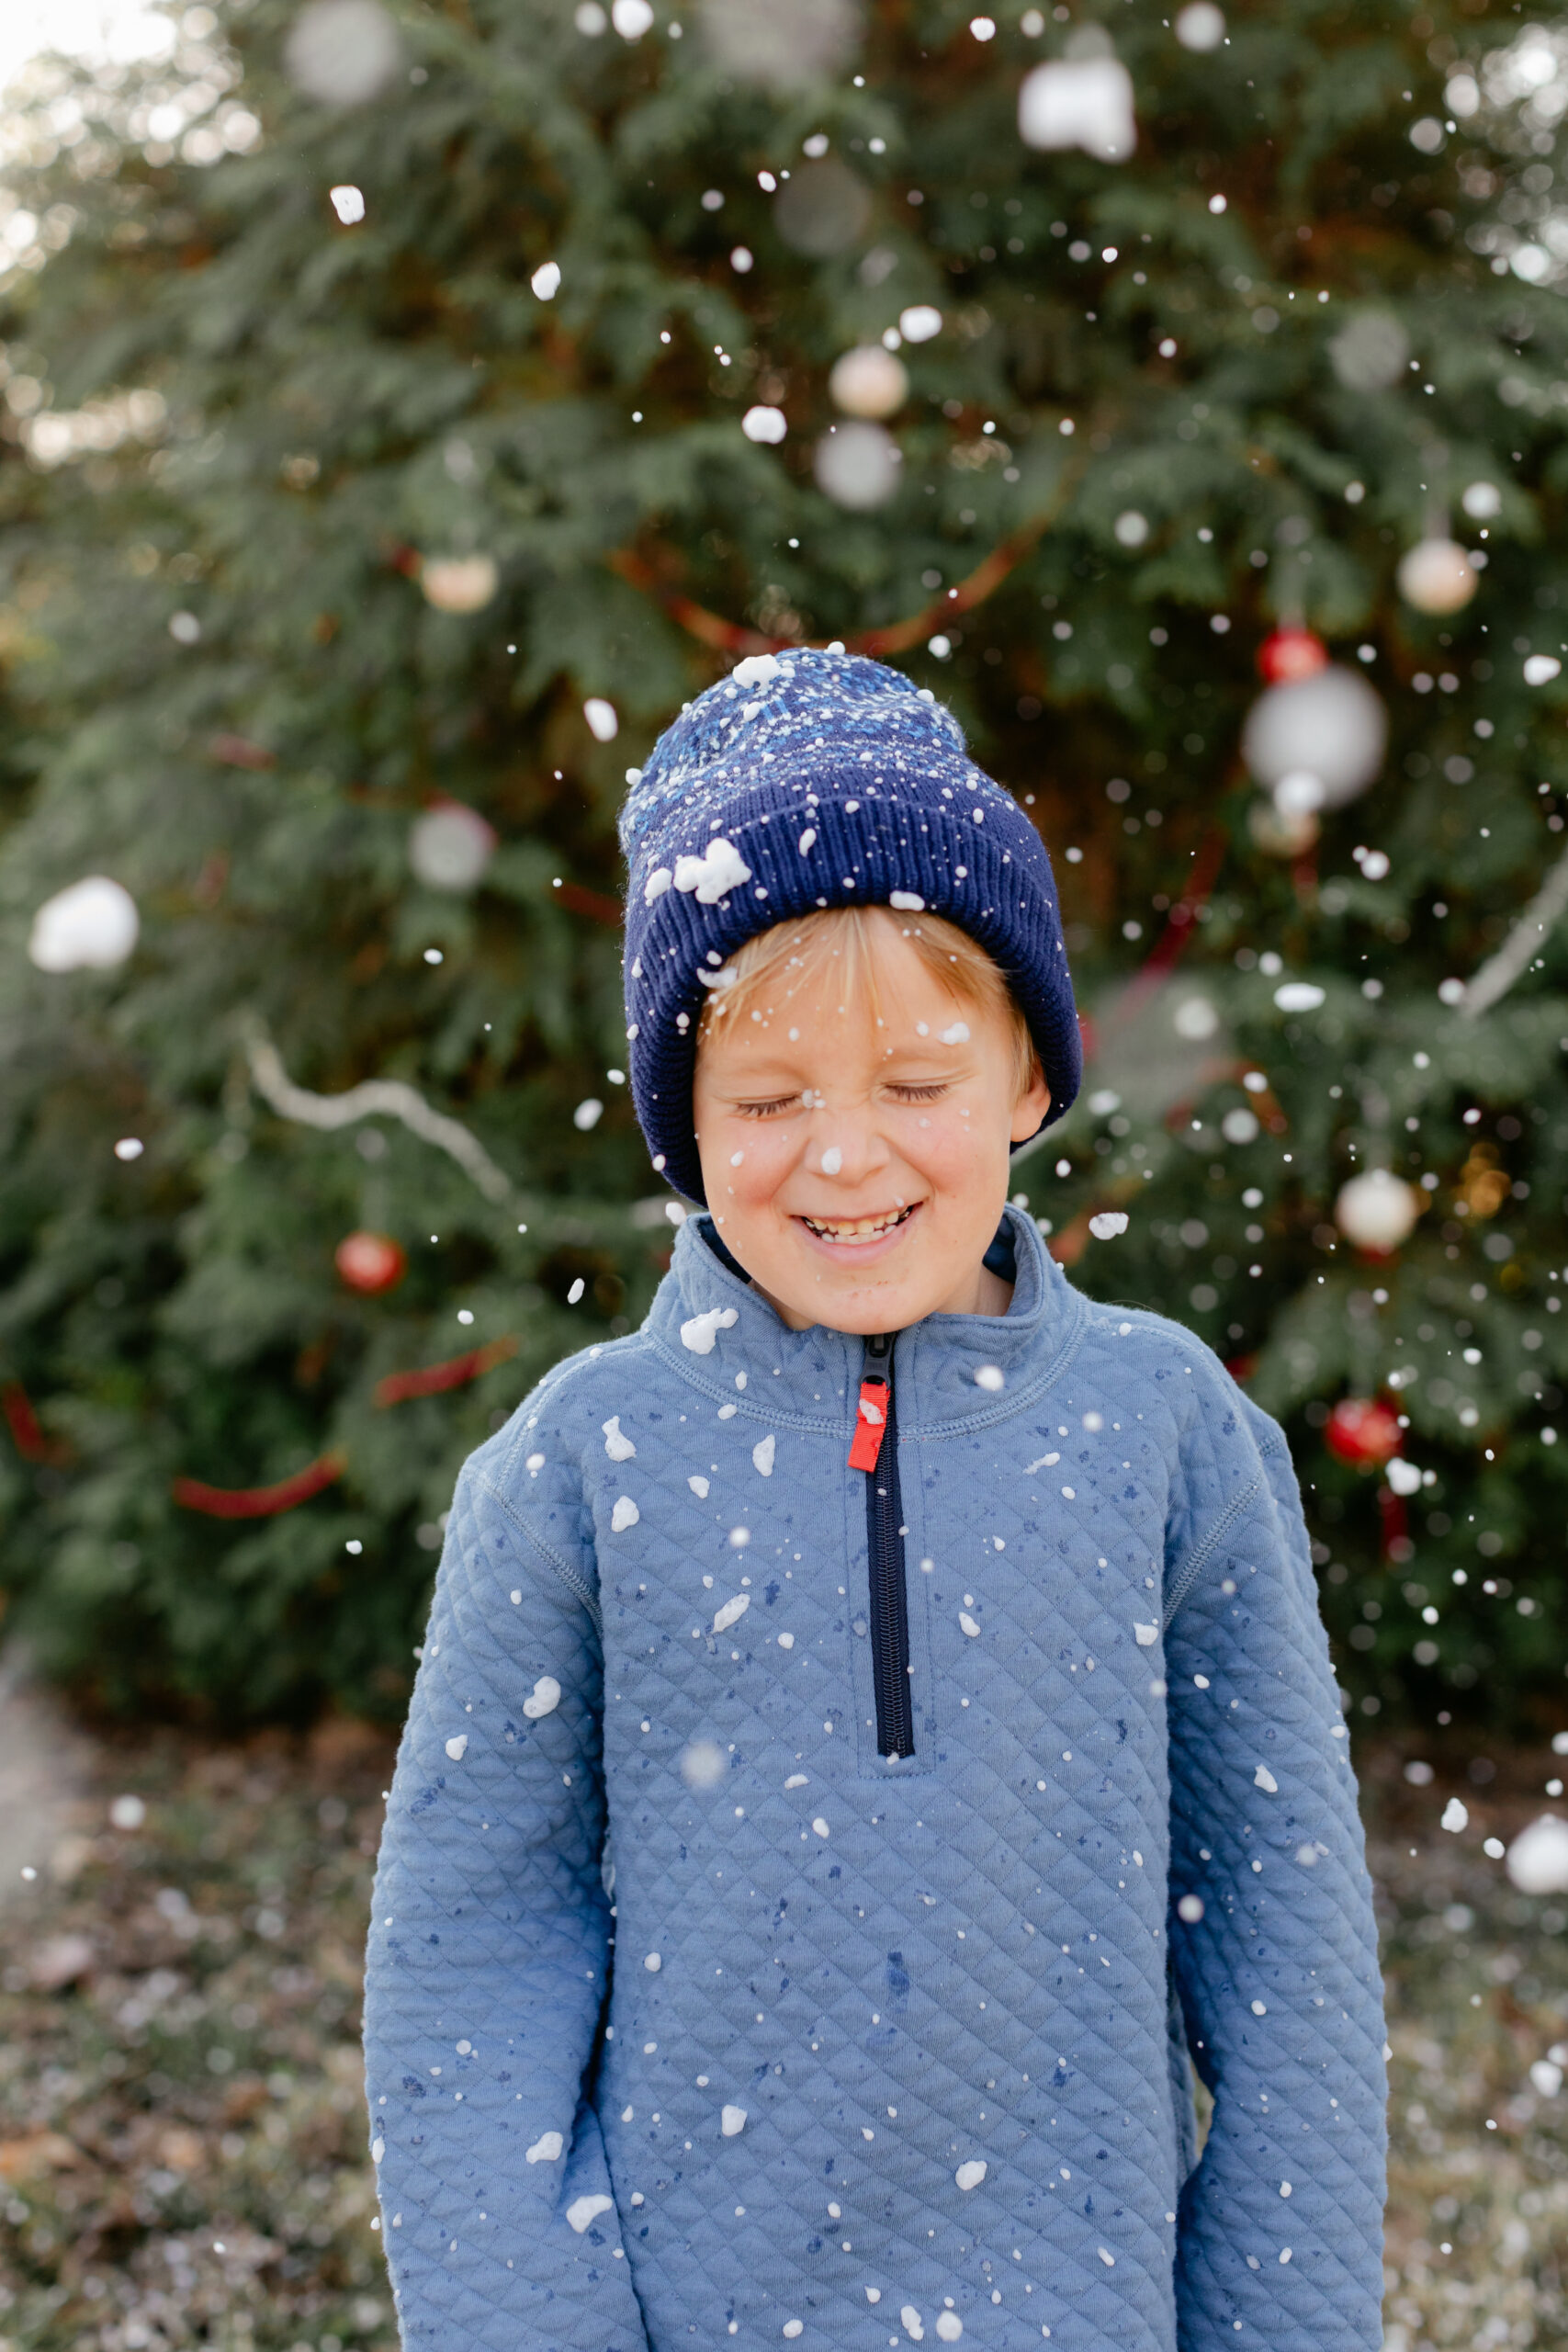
618, 648, 1081, 1204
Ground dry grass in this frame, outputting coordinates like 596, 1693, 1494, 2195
0, 1719, 1564, 2349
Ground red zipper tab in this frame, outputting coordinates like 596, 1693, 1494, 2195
848, 1379, 888, 1472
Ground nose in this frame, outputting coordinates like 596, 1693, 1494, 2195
811, 1100, 891, 1188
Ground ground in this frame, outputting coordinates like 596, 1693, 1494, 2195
0, 1700, 1563, 2351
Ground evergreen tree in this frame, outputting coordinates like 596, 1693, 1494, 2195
2, 0, 1566, 1730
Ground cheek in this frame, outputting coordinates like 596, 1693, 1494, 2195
715, 1125, 800, 1204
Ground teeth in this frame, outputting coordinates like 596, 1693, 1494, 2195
803, 1206, 913, 1243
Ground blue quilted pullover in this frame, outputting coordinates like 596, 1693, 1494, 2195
364, 1207, 1387, 2352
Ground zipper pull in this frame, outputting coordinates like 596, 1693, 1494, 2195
848, 1334, 891, 1472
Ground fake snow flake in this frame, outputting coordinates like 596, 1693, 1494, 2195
783, 2326, 805, 2341
752, 1434, 776, 1476
681, 1739, 726, 1789
611, 1495, 640, 1532
525, 2130, 564, 2163
1251, 1999, 1268, 2016
1385, 1457, 1423, 1497
567, 2192, 615, 2233
712, 1591, 750, 1635
797, 827, 818, 854
935, 2318, 964, 2344
644, 866, 672, 903
820, 1147, 843, 1174
1441, 1797, 1470, 1833
889, 889, 925, 910
1177, 1894, 1204, 1922
742, 404, 787, 444
603, 1416, 637, 1461
689, 1474, 711, 1498
1097, 2248, 1116, 2267
445, 1734, 468, 1761
721, 2104, 748, 2136
1134, 1623, 1158, 1646
371, 2134, 385, 2163
811, 1816, 830, 1838
1273, 981, 1325, 1013
784, 1772, 808, 1789
732, 653, 782, 689
959, 1612, 981, 1638
1279, 2181, 1292, 2197
583, 697, 618, 742
974, 1365, 1005, 1392
939, 1022, 971, 1045
954, 2158, 987, 2191
777, 1631, 795, 1648
682, 1306, 739, 1354
1089, 1211, 1129, 1239
902, 2310, 926, 2343
531, 259, 561, 300
523, 1676, 562, 1720
1506, 1815, 1568, 1892
1254, 1765, 1279, 1792
644, 1951, 661, 1972
674, 838, 752, 902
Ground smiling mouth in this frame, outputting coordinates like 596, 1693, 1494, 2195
797, 1204, 919, 1245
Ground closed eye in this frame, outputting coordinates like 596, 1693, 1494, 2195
734, 1093, 802, 1119
887, 1082, 949, 1102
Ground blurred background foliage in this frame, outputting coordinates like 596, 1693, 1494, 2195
2, 0, 1568, 1732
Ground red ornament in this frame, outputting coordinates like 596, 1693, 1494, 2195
335, 1230, 407, 1295
1257, 628, 1329, 685
1324, 1396, 1402, 1471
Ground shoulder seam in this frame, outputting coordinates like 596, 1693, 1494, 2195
1163, 1476, 1263, 1632
471, 1468, 603, 1637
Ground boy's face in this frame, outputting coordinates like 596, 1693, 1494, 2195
692, 922, 1051, 1334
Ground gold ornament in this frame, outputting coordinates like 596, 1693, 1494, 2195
1396, 537, 1477, 616
828, 346, 909, 420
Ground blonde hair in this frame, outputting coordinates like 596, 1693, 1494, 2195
696, 904, 1038, 1101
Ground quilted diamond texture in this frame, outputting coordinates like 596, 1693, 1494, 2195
364, 1209, 1385, 2352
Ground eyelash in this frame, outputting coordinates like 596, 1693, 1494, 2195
734, 1082, 949, 1118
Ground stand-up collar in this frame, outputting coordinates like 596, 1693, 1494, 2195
644, 1204, 1085, 1440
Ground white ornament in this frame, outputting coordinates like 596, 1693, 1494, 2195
1506, 1815, 1568, 1894
29, 876, 140, 972
829, 346, 908, 419
1397, 537, 1477, 616
421, 555, 499, 614
285, 0, 402, 105
814, 421, 899, 509
775, 158, 874, 256
1019, 52, 1136, 161
1335, 1169, 1420, 1253
697, 0, 859, 91
408, 801, 496, 891
1242, 665, 1386, 810
1327, 309, 1408, 393
1174, 1, 1225, 49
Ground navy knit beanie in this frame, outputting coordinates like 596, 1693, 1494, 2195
619, 648, 1080, 1205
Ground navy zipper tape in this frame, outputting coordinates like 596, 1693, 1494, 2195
863, 1333, 915, 1761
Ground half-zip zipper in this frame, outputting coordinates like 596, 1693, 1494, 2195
849, 1331, 914, 1760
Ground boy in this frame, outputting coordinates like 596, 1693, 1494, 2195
364, 650, 1386, 2351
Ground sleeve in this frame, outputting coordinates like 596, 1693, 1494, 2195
1164, 1387, 1387, 2352
362, 1440, 651, 2352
